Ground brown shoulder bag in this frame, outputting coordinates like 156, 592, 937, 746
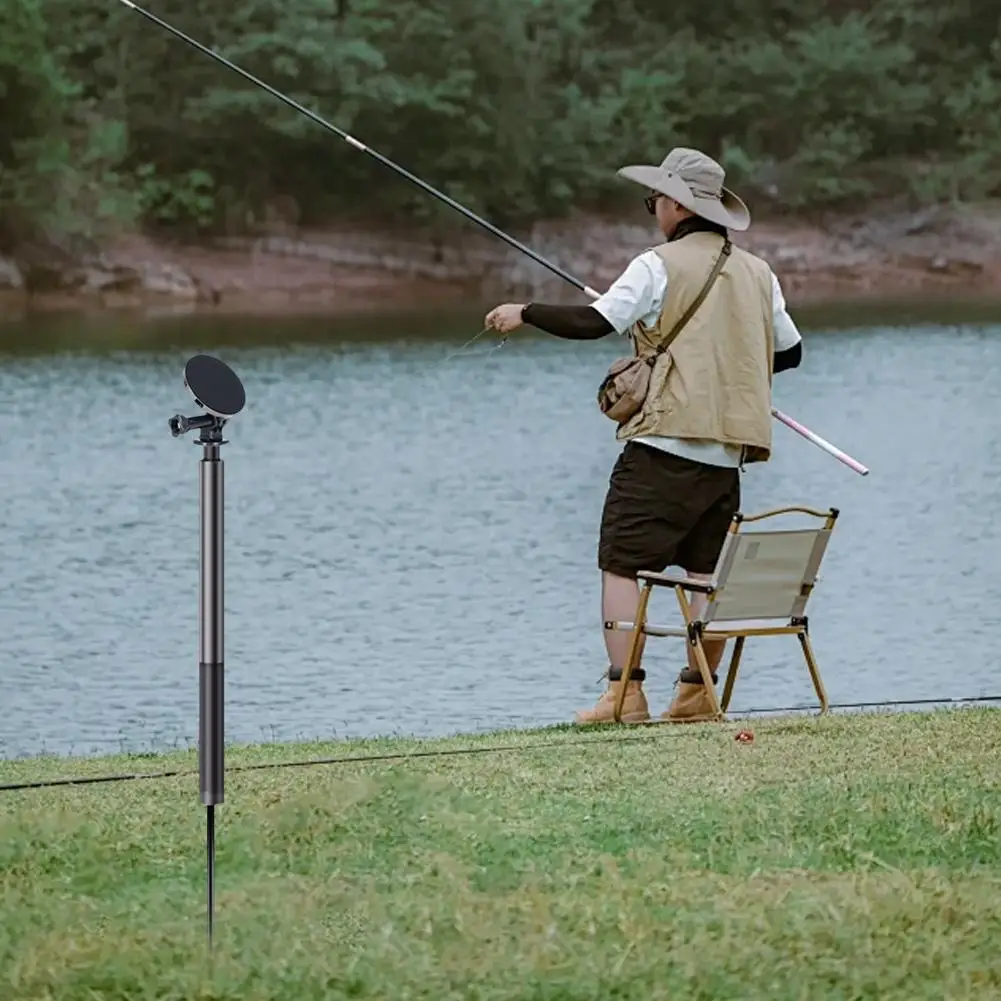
596, 238, 732, 423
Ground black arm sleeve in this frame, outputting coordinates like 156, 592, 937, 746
521, 303, 615, 340
523, 301, 803, 374
773, 341, 802, 373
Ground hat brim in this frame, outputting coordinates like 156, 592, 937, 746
617, 164, 750, 231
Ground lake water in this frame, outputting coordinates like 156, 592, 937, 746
1, 298, 1001, 759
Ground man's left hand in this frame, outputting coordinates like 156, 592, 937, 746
484, 303, 526, 334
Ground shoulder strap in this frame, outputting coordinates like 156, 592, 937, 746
648, 237, 732, 359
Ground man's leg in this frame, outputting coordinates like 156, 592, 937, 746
601, 571, 645, 671
568, 570, 650, 724
662, 467, 741, 721
575, 443, 706, 724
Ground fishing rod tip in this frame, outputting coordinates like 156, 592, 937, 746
118, 0, 137, 7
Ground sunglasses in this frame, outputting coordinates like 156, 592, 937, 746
644, 192, 664, 215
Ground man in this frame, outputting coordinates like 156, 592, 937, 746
484, 147, 803, 724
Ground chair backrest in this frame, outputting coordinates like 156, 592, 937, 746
702, 512, 835, 624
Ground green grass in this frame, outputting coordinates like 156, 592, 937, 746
2, 709, 1001, 1000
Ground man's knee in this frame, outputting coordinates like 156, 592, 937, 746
597, 558, 640, 580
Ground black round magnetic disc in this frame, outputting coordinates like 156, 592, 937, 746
183, 355, 246, 418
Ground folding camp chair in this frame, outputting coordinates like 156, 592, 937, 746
606, 506, 839, 723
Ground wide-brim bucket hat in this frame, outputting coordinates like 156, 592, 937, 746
617, 146, 751, 231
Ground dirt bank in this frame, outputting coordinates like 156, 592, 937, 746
2, 201, 999, 320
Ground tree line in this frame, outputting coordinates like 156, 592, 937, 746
1, 0, 999, 251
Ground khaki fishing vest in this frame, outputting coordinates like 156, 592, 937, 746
617, 231, 776, 463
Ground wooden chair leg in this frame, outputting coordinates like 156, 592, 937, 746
614, 583, 653, 722
719, 636, 745, 713
799, 631, 829, 714
691, 631, 724, 720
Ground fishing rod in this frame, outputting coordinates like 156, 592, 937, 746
116, 0, 869, 477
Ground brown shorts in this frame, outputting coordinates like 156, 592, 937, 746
597, 441, 740, 578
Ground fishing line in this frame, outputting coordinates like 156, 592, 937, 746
435, 328, 508, 368
2, 694, 998, 794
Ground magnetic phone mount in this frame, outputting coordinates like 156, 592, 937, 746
169, 354, 246, 444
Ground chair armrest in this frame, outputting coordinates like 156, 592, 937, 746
636, 571, 715, 593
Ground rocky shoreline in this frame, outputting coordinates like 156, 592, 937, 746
2, 202, 1000, 319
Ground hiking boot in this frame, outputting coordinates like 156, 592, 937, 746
574, 667, 650, 724
661, 669, 720, 723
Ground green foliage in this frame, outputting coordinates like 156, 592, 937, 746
1, 0, 1000, 245
133, 165, 216, 232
